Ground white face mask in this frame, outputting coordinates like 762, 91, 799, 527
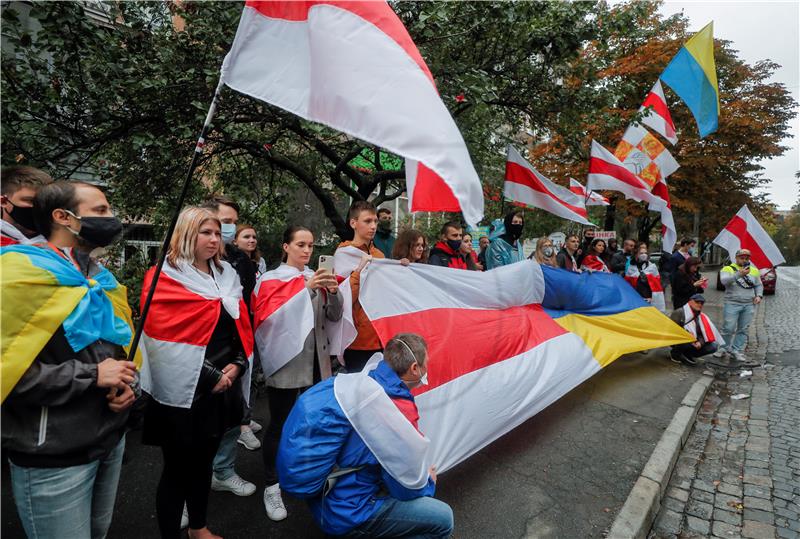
418, 372, 428, 387
398, 339, 428, 388
221, 223, 236, 244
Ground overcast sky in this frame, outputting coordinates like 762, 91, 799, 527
657, 1, 799, 210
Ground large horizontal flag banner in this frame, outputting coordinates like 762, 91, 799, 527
713, 205, 786, 269
569, 178, 610, 206
640, 79, 678, 145
357, 259, 693, 472
1, 244, 138, 402
505, 146, 592, 225
661, 21, 720, 138
220, 1, 483, 225
253, 264, 315, 376
139, 261, 254, 409
614, 123, 680, 190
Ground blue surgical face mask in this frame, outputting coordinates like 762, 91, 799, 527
221, 223, 236, 244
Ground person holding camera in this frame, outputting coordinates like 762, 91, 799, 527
715, 249, 763, 362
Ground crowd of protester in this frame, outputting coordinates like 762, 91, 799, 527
0, 167, 765, 538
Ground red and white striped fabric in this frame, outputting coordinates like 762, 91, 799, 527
713, 205, 786, 269
624, 263, 666, 312
0, 221, 45, 246
253, 264, 314, 376
220, 1, 483, 225
325, 245, 362, 359
569, 178, 610, 206
681, 303, 724, 345
640, 79, 678, 145
504, 146, 591, 225
358, 259, 600, 471
588, 140, 676, 251
139, 261, 254, 409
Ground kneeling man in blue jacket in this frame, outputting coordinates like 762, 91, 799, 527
278, 332, 454, 538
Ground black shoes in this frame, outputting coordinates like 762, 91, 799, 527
670, 350, 698, 366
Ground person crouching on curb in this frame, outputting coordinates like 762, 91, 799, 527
669, 294, 722, 366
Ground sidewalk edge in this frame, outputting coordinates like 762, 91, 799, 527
607, 374, 714, 539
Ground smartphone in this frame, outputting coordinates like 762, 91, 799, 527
318, 255, 335, 274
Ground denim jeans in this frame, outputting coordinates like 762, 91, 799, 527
9, 435, 126, 539
212, 425, 239, 480
347, 496, 454, 538
721, 302, 755, 353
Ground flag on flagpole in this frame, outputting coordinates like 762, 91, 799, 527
569, 178, 610, 206
712, 205, 785, 269
661, 22, 720, 138
640, 80, 678, 145
220, 1, 483, 225
504, 146, 591, 225
354, 259, 692, 471
614, 123, 680, 190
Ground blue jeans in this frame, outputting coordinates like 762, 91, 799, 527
347, 496, 454, 538
9, 435, 126, 539
721, 302, 755, 353
212, 426, 239, 480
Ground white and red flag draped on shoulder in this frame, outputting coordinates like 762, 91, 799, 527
569, 177, 610, 206
588, 140, 677, 251
639, 79, 678, 145
139, 261, 254, 409
712, 205, 785, 269
504, 146, 591, 225
252, 264, 315, 377
624, 262, 666, 312
220, 1, 483, 225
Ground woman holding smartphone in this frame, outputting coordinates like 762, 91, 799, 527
252, 225, 343, 521
671, 256, 707, 309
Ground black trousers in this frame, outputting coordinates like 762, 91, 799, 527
263, 386, 303, 484
673, 341, 718, 358
343, 348, 382, 373
156, 436, 221, 537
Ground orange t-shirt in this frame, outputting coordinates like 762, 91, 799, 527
338, 240, 385, 350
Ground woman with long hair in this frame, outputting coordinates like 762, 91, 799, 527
252, 225, 343, 521
530, 237, 557, 267
140, 206, 252, 539
460, 233, 481, 270
234, 224, 267, 278
624, 242, 666, 311
671, 256, 707, 309
580, 238, 610, 272
391, 228, 428, 263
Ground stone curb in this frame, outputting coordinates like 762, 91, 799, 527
607, 375, 714, 539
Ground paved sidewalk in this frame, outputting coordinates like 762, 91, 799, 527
650, 267, 800, 539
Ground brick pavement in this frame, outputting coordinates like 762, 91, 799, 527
650, 267, 800, 539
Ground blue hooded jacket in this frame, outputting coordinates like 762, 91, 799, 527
277, 361, 435, 535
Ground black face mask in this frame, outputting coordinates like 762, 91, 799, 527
446, 239, 462, 253
6, 202, 37, 231
65, 210, 123, 248
506, 223, 523, 240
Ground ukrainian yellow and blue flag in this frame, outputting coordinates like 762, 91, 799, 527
1, 244, 139, 402
660, 22, 719, 138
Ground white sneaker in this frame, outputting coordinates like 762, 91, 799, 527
238, 428, 262, 450
211, 473, 256, 496
713, 349, 728, 358
181, 504, 189, 529
264, 483, 288, 521
249, 420, 262, 433
732, 351, 747, 362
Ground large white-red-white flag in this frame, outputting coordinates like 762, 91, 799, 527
639, 79, 678, 145
569, 178, 610, 206
220, 1, 483, 225
713, 205, 785, 269
504, 146, 591, 225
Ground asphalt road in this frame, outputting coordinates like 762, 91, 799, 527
3, 280, 728, 538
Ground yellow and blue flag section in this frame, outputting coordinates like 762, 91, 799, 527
1, 244, 139, 402
660, 21, 719, 138
540, 265, 693, 367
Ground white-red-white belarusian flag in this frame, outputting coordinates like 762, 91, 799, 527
504, 146, 591, 225
253, 264, 315, 376
624, 262, 666, 312
139, 261, 254, 409
639, 79, 678, 145
220, 1, 483, 225
569, 178, 610, 206
713, 205, 785, 269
